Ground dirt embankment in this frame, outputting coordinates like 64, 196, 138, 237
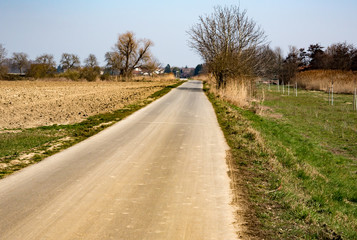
0, 80, 175, 129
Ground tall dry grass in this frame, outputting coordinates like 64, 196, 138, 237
126, 73, 176, 82
295, 70, 357, 94
204, 74, 253, 108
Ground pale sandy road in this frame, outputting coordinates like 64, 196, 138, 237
0, 80, 238, 240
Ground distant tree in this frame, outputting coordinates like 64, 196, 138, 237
104, 51, 122, 75
326, 42, 354, 70
253, 46, 279, 78
351, 48, 357, 71
84, 54, 98, 68
142, 58, 161, 76
171, 67, 181, 77
164, 64, 171, 73
188, 6, 267, 88
109, 31, 154, 77
307, 44, 326, 69
80, 54, 100, 81
0, 44, 8, 76
271, 47, 284, 79
0, 44, 6, 65
194, 64, 202, 76
60, 53, 80, 70
279, 46, 300, 83
27, 54, 56, 78
12, 52, 29, 74
35, 54, 56, 67
298, 48, 309, 68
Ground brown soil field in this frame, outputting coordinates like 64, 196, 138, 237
0, 80, 176, 129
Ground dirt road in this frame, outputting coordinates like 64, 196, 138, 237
0, 80, 237, 239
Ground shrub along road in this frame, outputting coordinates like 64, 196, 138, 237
0, 80, 238, 240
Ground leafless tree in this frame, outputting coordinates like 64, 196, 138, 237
272, 47, 284, 79
106, 31, 154, 77
253, 46, 277, 78
0, 44, 8, 76
35, 54, 56, 68
12, 52, 29, 74
104, 51, 122, 75
188, 6, 267, 88
326, 42, 354, 70
279, 46, 300, 83
142, 57, 161, 75
0, 44, 7, 65
60, 53, 80, 70
84, 54, 98, 68
26, 54, 57, 78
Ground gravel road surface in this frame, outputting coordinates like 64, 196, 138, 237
0, 80, 237, 240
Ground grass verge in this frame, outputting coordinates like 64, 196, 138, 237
205, 83, 357, 239
0, 81, 184, 178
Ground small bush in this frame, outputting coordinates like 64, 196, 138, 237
0, 65, 8, 78
61, 70, 81, 81
100, 72, 111, 81
27, 64, 56, 79
80, 66, 100, 82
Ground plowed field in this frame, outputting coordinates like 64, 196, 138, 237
0, 80, 176, 129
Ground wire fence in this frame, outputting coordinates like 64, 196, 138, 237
264, 79, 357, 112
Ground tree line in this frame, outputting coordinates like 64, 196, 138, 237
187, 5, 357, 89
273, 43, 357, 83
0, 32, 159, 81
163, 64, 206, 78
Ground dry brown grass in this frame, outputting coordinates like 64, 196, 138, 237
0, 79, 176, 129
193, 74, 211, 82
204, 74, 253, 108
126, 73, 176, 82
295, 70, 357, 93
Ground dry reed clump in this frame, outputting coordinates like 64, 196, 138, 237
125, 73, 176, 82
193, 74, 211, 82
207, 76, 252, 108
295, 70, 357, 94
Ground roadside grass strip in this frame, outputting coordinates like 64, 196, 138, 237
205, 84, 357, 239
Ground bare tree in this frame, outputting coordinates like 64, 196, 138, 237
104, 51, 122, 75
84, 54, 98, 68
279, 46, 300, 83
0, 44, 8, 76
35, 54, 56, 68
106, 32, 154, 78
253, 46, 277, 78
60, 53, 80, 70
326, 42, 354, 70
141, 57, 161, 75
188, 6, 267, 88
12, 52, 29, 74
27, 54, 57, 78
81, 54, 100, 81
0, 44, 7, 65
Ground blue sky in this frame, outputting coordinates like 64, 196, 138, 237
1, 0, 356, 67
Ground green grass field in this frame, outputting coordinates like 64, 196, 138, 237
207, 83, 357, 239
